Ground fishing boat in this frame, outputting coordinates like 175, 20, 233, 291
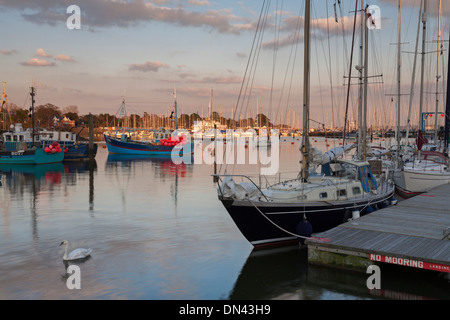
0, 87, 64, 165
3, 124, 97, 161
214, 0, 395, 248
104, 96, 193, 156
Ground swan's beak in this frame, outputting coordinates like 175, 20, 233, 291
59, 242, 64, 246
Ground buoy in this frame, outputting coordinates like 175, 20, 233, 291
365, 205, 375, 214
44, 147, 50, 153
296, 220, 312, 246
391, 198, 398, 205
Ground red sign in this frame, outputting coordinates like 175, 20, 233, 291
369, 254, 450, 273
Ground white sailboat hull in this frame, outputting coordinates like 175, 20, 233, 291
393, 168, 450, 195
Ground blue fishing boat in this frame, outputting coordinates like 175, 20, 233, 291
104, 132, 192, 156
104, 95, 193, 156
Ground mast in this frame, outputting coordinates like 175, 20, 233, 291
174, 88, 178, 130
405, 1, 423, 146
444, 30, 450, 155
419, 0, 427, 134
301, 0, 311, 181
396, 0, 402, 152
357, 0, 364, 159
1, 82, 12, 129
433, 0, 442, 143
30, 86, 36, 145
363, 4, 369, 161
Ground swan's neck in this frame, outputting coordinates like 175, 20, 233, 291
63, 243, 69, 260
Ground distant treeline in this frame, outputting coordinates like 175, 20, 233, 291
3, 103, 285, 130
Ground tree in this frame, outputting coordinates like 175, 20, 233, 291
35, 103, 61, 127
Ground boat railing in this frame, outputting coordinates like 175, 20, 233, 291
213, 174, 271, 201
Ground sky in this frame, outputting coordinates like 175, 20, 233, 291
0, 0, 449, 129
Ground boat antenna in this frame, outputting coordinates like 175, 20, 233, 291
173, 88, 178, 130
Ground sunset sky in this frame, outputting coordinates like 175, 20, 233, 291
0, 0, 448, 129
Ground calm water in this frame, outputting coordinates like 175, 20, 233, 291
0, 137, 449, 300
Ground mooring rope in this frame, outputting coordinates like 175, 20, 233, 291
248, 198, 321, 241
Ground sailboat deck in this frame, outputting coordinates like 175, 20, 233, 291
307, 183, 450, 273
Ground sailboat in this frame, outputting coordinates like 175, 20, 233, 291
215, 0, 395, 248
393, 0, 450, 198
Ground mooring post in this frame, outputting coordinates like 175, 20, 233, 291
89, 113, 94, 159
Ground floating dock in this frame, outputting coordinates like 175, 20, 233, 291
306, 184, 450, 273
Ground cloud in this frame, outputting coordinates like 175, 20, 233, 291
198, 76, 242, 84
261, 14, 358, 50
128, 61, 170, 72
1, 49, 17, 55
20, 58, 55, 67
188, 0, 210, 6
0, 0, 247, 34
35, 48, 52, 58
55, 54, 75, 62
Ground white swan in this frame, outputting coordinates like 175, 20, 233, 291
60, 240, 92, 261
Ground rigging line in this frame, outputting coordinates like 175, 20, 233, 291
222, 0, 271, 175
337, 0, 350, 129
268, 0, 283, 127
342, 0, 359, 146
326, 0, 336, 133
238, 4, 269, 137
277, 3, 303, 130
241, 1, 271, 126
231, 0, 268, 129
237, 0, 271, 129
311, 3, 326, 144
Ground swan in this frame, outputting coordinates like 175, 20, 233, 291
60, 240, 92, 261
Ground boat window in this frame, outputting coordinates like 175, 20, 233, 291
338, 189, 346, 197
352, 187, 361, 195
5, 135, 11, 141
13, 135, 18, 141
319, 192, 328, 199
19, 135, 24, 141
66, 134, 69, 139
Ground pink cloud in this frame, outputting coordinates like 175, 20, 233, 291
1, 49, 17, 55
20, 58, 55, 67
55, 54, 75, 62
35, 48, 52, 58
128, 61, 169, 72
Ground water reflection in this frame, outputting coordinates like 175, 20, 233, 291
228, 246, 309, 300
105, 154, 194, 217
0, 163, 65, 193
229, 246, 450, 300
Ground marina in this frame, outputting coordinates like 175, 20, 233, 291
307, 183, 450, 273
0, 138, 449, 300
1, 0, 450, 303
